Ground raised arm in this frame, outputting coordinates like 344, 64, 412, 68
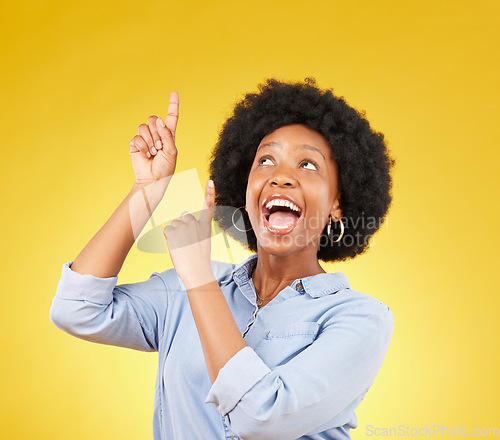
71, 92, 180, 278
50, 92, 180, 351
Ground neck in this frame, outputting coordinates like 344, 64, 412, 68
251, 246, 325, 302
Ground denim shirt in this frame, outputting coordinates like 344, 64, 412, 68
50, 254, 394, 440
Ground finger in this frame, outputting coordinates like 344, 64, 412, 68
165, 91, 179, 137
168, 219, 184, 229
130, 135, 151, 158
156, 117, 177, 155
180, 211, 196, 222
147, 116, 163, 151
163, 224, 176, 245
138, 123, 158, 156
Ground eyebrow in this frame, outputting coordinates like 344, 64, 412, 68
257, 141, 326, 159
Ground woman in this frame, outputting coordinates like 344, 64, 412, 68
50, 78, 395, 440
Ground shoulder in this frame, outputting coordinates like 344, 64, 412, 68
333, 283, 395, 345
306, 271, 394, 337
343, 287, 394, 329
305, 271, 392, 314
338, 283, 392, 315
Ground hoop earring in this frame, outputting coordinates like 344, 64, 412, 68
327, 216, 344, 243
231, 206, 252, 232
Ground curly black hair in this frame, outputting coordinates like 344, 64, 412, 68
209, 78, 395, 262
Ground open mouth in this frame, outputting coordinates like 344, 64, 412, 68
262, 196, 303, 235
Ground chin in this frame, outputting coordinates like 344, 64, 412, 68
255, 230, 316, 259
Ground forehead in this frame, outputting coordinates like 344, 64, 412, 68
258, 124, 332, 156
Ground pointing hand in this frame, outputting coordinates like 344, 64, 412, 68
129, 91, 179, 184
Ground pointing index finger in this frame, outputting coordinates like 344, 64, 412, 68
165, 91, 179, 136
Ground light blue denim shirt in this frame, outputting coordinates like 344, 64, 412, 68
50, 254, 394, 440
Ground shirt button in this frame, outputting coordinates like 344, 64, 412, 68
296, 282, 303, 290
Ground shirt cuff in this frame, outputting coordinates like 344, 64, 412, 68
55, 261, 118, 305
205, 346, 271, 415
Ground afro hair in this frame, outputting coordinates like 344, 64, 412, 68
209, 78, 395, 262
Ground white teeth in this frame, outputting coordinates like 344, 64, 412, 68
265, 199, 301, 213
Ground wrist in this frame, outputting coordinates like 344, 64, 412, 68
181, 267, 216, 291
132, 176, 170, 192
131, 178, 169, 205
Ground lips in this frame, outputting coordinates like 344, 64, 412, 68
261, 194, 303, 235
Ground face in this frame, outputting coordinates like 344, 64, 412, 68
245, 124, 342, 258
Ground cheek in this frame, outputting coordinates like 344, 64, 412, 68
245, 172, 268, 227
245, 192, 253, 217
245, 178, 259, 216
304, 182, 337, 222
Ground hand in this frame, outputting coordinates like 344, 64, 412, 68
164, 180, 216, 290
129, 91, 179, 185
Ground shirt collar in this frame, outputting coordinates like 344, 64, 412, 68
228, 254, 350, 297
299, 272, 350, 297
231, 254, 258, 285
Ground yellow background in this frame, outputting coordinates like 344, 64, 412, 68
1, 0, 499, 438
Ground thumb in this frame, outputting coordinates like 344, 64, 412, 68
200, 180, 215, 226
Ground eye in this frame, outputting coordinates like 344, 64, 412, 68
258, 157, 274, 166
300, 161, 318, 171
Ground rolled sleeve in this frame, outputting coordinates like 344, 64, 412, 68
54, 262, 118, 303
205, 346, 271, 415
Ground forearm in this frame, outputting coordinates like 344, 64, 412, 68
166, 179, 245, 383
187, 280, 247, 383
71, 178, 169, 278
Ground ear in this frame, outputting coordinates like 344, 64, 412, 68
329, 197, 342, 221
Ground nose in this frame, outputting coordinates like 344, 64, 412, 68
269, 164, 297, 188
